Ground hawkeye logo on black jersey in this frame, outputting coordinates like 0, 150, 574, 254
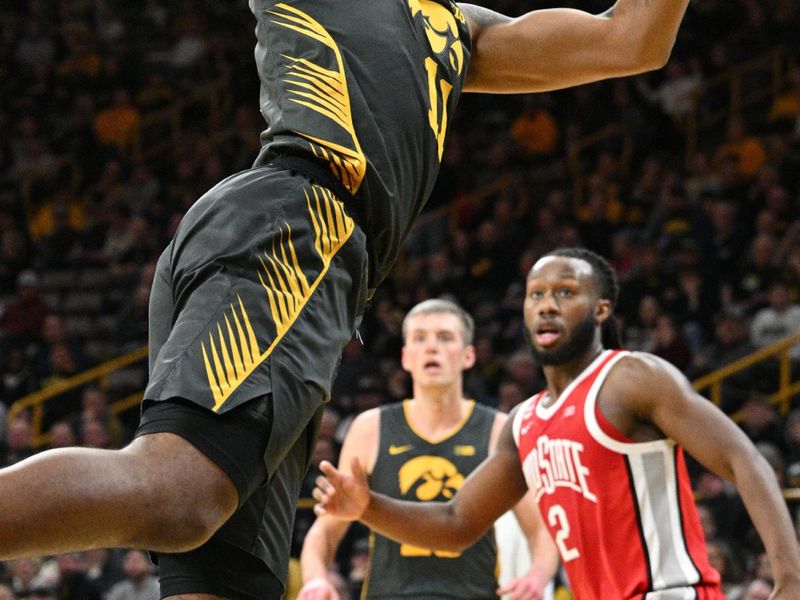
397, 455, 465, 557
408, 0, 465, 160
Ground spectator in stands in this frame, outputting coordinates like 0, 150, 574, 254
47, 421, 77, 449
52, 553, 101, 600
0, 226, 28, 295
502, 350, 543, 397
713, 114, 767, 182
32, 314, 87, 381
73, 386, 126, 449
9, 558, 49, 599
651, 313, 693, 372
784, 409, 800, 473
82, 549, 126, 598
635, 58, 703, 124
37, 196, 85, 266
39, 342, 83, 426
705, 539, 745, 599
1, 417, 34, 467
739, 393, 785, 449
510, 95, 559, 164
624, 294, 661, 352
0, 270, 49, 348
769, 66, 800, 130
1, 345, 39, 406
79, 418, 112, 450
750, 280, 800, 360
104, 550, 158, 600
757, 442, 787, 489
92, 89, 142, 155
644, 179, 711, 258
690, 310, 764, 412
115, 283, 151, 348
731, 234, 782, 313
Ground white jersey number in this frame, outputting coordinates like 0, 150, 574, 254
548, 504, 580, 562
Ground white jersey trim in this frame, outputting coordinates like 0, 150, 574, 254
584, 351, 675, 455
583, 350, 700, 591
535, 350, 613, 421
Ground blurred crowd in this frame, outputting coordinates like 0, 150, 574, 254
1, 0, 800, 598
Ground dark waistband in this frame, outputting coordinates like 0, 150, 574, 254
268, 154, 367, 232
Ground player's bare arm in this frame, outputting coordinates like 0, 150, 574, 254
605, 353, 800, 595
489, 412, 559, 599
299, 409, 380, 599
314, 413, 528, 552
459, 0, 689, 94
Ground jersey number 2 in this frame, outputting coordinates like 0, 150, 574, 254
548, 504, 580, 562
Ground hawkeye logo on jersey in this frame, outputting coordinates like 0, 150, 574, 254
523, 435, 597, 503
389, 444, 414, 455
399, 456, 464, 501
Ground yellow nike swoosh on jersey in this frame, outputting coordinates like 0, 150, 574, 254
388, 444, 414, 455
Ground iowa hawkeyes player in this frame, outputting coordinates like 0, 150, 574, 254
0, 0, 689, 598
298, 300, 558, 600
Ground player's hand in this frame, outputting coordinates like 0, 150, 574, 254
297, 576, 340, 600
313, 458, 370, 521
497, 566, 550, 600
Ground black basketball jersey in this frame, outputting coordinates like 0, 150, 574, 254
365, 400, 499, 599
249, 0, 472, 287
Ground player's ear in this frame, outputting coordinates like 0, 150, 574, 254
595, 299, 612, 324
462, 344, 476, 370
400, 345, 411, 372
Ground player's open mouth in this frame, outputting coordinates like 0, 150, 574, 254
534, 324, 561, 347
424, 360, 442, 371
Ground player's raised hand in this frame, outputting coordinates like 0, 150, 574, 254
297, 576, 340, 600
313, 457, 370, 520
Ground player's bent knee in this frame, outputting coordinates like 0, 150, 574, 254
122, 433, 239, 551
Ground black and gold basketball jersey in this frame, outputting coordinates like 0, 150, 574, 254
365, 400, 499, 599
249, 0, 472, 287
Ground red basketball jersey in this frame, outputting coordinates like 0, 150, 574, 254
512, 350, 724, 600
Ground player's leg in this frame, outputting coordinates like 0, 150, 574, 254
150, 399, 303, 600
0, 430, 237, 559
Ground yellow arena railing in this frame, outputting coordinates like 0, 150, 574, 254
693, 330, 800, 416
8, 346, 148, 448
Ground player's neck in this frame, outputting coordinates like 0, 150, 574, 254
406, 387, 470, 438
541, 344, 604, 403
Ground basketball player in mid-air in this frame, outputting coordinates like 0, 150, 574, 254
312, 248, 800, 600
0, 0, 690, 596
298, 299, 558, 600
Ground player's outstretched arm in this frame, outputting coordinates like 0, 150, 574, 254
614, 354, 800, 598
300, 410, 380, 600
459, 0, 689, 94
314, 417, 529, 552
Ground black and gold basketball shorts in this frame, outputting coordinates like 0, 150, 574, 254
135, 163, 369, 598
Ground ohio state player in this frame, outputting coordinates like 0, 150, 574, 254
311, 248, 800, 600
